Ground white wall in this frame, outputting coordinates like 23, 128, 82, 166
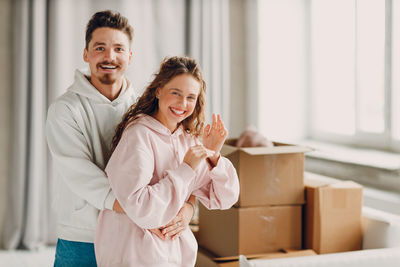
0, 0, 12, 248
257, 0, 308, 143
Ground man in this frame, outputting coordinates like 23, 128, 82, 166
46, 10, 195, 266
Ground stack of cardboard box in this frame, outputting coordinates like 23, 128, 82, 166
197, 140, 311, 257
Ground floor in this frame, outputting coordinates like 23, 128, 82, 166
0, 246, 55, 267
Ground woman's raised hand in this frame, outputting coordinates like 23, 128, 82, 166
202, 114, 228, 165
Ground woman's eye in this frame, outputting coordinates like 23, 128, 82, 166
116, 47, 123, 52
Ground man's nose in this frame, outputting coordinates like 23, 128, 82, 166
104, 48, 116, 61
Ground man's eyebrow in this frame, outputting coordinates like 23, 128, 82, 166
92, 42, 106, 47
92, 42, 127, 48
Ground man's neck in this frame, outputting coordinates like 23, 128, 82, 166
90, 77, 124, 101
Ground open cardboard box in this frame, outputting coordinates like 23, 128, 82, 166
197, 204, 302, 257
221, 139, 312, 207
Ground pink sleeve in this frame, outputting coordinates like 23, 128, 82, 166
105, 128, 196, 229
192, 156, 240, 210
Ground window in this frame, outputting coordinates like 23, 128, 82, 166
310, 0, 400, 151
257, 0, 400, 151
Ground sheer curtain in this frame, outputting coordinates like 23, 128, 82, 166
188, 0, 231, 125
3, 0, 230, 249
3, 0, 50, 250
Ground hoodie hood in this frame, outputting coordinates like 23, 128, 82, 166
68, 69, 135, 105
135, 115, 185, 137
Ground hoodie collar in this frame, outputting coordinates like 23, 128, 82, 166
68, 69, 135, 104
136, 115, 184, 137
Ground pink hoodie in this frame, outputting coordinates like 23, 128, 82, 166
95, 115, 239, 267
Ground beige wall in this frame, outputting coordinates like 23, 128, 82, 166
0, 0, 12, 248
229, 0, 246, 138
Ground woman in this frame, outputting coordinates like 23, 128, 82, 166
95, 56, 239, 267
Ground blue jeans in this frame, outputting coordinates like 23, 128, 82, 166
54, 238, 97, 267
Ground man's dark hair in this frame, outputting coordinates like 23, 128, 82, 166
85, 10, 134, 49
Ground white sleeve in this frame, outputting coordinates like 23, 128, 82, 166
46, 102, 115, 211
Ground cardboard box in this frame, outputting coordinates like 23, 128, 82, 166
222, 139, 311, 207
195, 248, 316, 267
304, 172, 363, 254
197, 204, 302, 257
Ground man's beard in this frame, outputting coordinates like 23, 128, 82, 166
96, 61, 120, 85
99, 73, 116, 85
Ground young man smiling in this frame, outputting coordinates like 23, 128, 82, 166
46, 11, 195, 266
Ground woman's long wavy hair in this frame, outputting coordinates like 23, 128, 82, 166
111, 56, 206, 152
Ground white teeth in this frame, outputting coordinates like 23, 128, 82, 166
101, 65, 116, 69
170, 108, 185, 115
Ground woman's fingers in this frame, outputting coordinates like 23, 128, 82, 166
204, 124, 211, 136
183, 145, 209, 170
216, 114, 222, 131
194, 145, 209, 157
209, 114, 225, 135
211, 113, 217, 131
216, 115, 228, 137
149, 228, 166, 240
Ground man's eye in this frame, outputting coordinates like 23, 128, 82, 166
95, 47, 104, 51
115, 47, 123, 52
172, 92, 179, 95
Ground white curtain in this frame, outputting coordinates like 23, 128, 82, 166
187, 0, 231, 126
3, 0, 230, 250
3, 0, 51, 249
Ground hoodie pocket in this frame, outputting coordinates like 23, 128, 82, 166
74, 198, 86, 211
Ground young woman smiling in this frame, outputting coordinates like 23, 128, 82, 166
94, 56, 239, 267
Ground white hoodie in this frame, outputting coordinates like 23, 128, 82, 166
46, 69, 136, 242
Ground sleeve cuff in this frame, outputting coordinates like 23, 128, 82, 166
104, 190, 116, 210
210, 157, 229, 177
181, 162, 197, 179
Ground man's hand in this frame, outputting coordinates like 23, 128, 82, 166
149, 196, 195, 240
113, 199, 125, 214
